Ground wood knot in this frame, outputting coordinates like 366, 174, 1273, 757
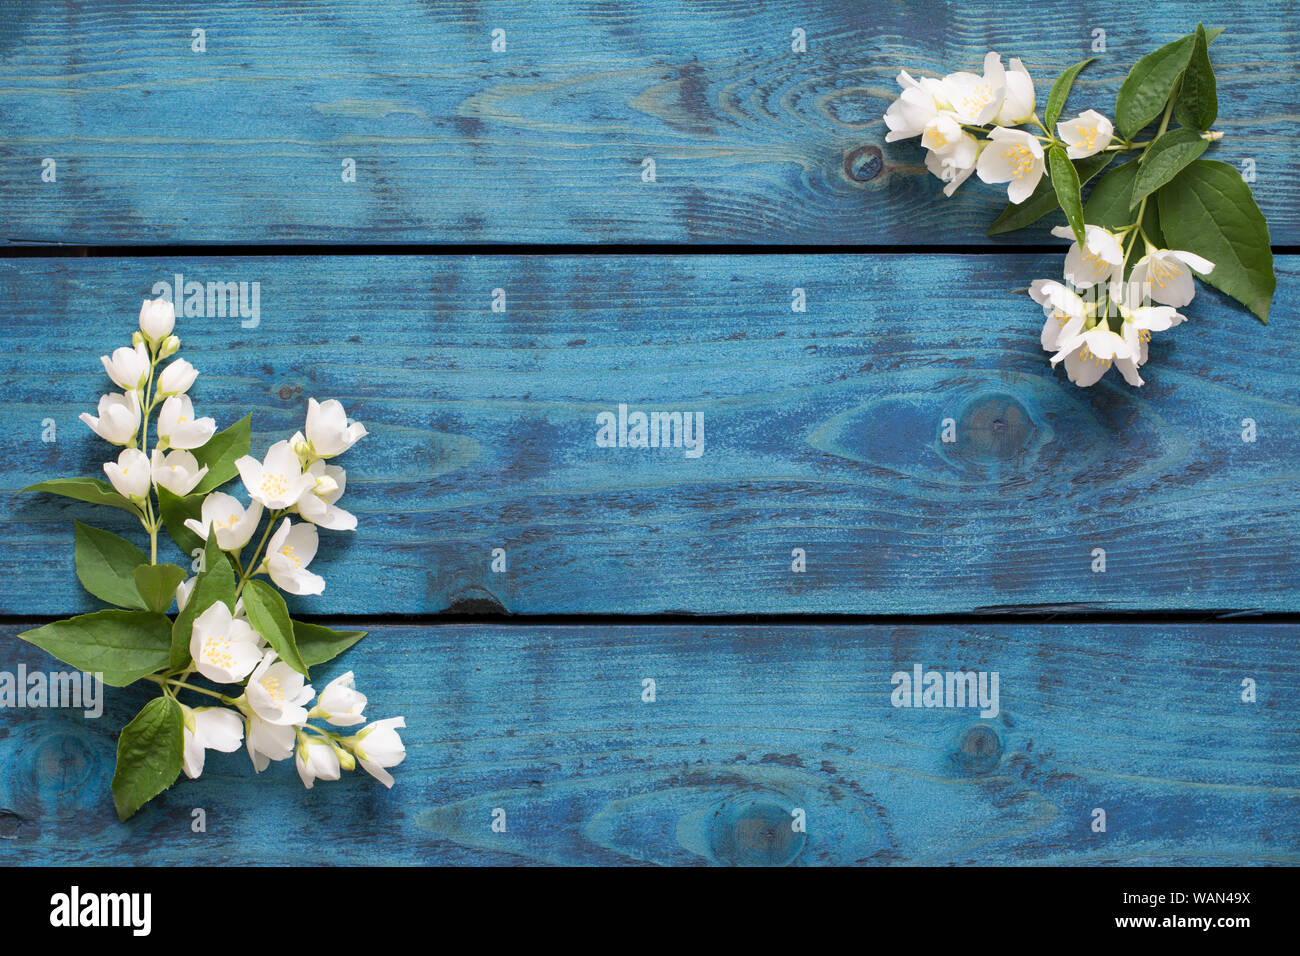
955, 392, 1034, 461
708, 795, 806, 866
844, 144, 883, 182
277, 384, 303, 401
953, 724, 1003, 776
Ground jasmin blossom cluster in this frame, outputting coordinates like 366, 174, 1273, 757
1031, 227, 1213, 386
63, 297, 405, 805
884, 48, 1226, 387
884, 51, 1112, 202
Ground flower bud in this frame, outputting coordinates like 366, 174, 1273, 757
331, 740, 357, 772
157, 358, 198, 397
289, 430, 314, 463
160, 334, 181, 358
138, 296, 176, 343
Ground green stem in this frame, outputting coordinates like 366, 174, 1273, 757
147, 673, 234, 703
235, 509, 282, 599
138, 344, 161, 564
1120, 90, 1178, 270
1029, 114, 1056, 144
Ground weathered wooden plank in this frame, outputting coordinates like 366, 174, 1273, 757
3, 254, 1298, 615
0, 622, 1294, 865
0, 0, 1294, 244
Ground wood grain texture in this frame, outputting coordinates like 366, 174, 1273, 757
0, 622, 1294, 865
2, 254, 1298, 615
0, 0, 1296, 244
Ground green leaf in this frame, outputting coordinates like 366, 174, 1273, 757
1174, 24, 1218, 130
1130, 128, 1208, 209
170, 535, 235, 670
19, 609, 172, 686
242, 579, 308, 676
156, 484, 205, 556
293, 620, 366, 669
133, 563, 186, 614
1115, 34, 1196, 138
987, 152, 1112, 236
190, 413, 251, 495
1045, 57, 1095, 130
111, 697, 184, 821
20, 477, 137, 516
74, 521, 148, 609
1084, 160, 1141, 231
1047, 146, 1086, 246
1158, 159, 1275, 322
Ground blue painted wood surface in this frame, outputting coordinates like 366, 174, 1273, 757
1, 1, 1297, 870
0, 0, 1295, 244
3, 254, 1297, 616
0, 622, 1294, 865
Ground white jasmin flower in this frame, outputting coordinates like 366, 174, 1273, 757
1129, 248, 1215, 308
157, 394, 217, 451
295, 734, 342, 789
924, 142, 981, 196
156, 358, 198, 397
922, 113, 981, 178
266, 517, 326, 595
883, 69, 949, 142
183, 491, 264, 551
150, 448, 209, 497
943, 51, 1006, 125
304, 398, 368, 458
921, 112, 981, 197
175, 576, 196, 612
182, 706, 244, 779
1118, 298, 1188, 372
100, 343, 150, 393
102, 447, 151, 501
80, 391, 141, 446
1029, 279, 1091, 352
343, 716, 407, 789
1051, 224, 1125, 288
976, 127, 1045, 204
236, 440, 314, 510
246, 713, 297, 773
246, 650, 315, 726
139, 297, 175, 343
1057, 109, 1114, 159
295, 461, 356, 531
1050, 322, 1140, 387
311, 671, 367, 726
920, 113, 963, 156
994, 57, 1035, 125
190, 600, 264, 684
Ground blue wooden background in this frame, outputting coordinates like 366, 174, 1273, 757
0, 0, 1296, 244
1, 623, 1295, 865
0, 0, 1297, 866
2, 255, 1298, 616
